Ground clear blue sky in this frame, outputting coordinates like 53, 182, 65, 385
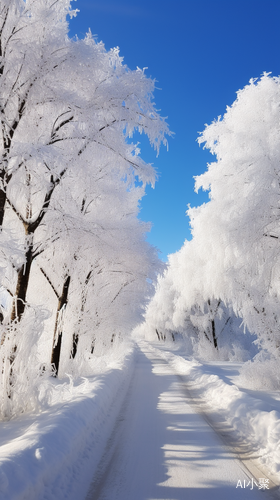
68, 0, 280, 261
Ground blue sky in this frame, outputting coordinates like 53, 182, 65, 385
69, 0, 280, 261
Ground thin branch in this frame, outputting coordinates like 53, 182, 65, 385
110, 279, 136, 304
40, 267, 59, 299
3, 25, 26, 59
6, 195, 26, 226
49, 111, 74, 145
32, 235, 60, 259
28, 167, 67, 233
0, 6, 9, 62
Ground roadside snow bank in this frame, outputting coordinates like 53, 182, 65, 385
145, 342, 280, 475
0, 345, 135, 500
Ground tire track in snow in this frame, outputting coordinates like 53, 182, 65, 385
86, 343, 278, 499
175, 372, 280, 498
147, 341, 280, 498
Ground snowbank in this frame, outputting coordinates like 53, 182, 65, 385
2, 339, 280, 499
146, 342, 280, 477
0, 345, 135, 500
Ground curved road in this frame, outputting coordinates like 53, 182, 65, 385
86, 343, 274, 500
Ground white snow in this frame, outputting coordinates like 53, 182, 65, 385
148, 342, 280, 478
1, 340, 280, 499
0, 346, 135, 500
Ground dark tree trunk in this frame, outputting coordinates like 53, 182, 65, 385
0, 167, 12, 228
0, 234, 34, 393
211, 319, 218, 349
2, 243, 33, 393
207, 298, 219, 349
11, 244, 33, 322
51, 333, 62, 376
71, 333, 79, 359
51, 275, 71, 376
0, 188, 6, 227
70, 269, 92, 359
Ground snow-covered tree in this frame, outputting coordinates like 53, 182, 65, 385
0, 0, 169, 416
141, 213, 258, 360
193, 73, 280, 354
37, 164, 163, 375
144, 73, 280, 363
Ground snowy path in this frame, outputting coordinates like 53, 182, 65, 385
86, 344, 270, 500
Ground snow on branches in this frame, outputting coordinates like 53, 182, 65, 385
0, 0, 169, 418
194, 74, 280, 354
142, 74, 280, 370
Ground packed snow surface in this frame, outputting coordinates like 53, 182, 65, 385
0, 340, 280, 499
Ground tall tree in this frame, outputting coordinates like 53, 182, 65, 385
0, 0, 169, 322
0, 0, 170, 411
193, 73, 280, 354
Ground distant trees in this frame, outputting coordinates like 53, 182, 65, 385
0, 0, 169, 417
142, 239, 249, 359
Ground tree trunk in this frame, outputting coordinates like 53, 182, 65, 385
70, 269, 92, 359
71, 333, 79, 359
11, 244, 33, 322
0, 188, 6, 227
207, 298, 219, 349
1, 241, 34, 394
51, 275, 71, 376
211, 319, 218, 349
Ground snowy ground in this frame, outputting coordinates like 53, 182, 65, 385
0, 346, 135, 500
1, 340, 280, 499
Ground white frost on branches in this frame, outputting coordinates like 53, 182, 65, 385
0, 0, 169, 418
142, 74, 280, 375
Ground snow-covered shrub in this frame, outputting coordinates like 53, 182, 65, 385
0, 306, 52, 419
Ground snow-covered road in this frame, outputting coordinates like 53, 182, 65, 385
86, 344, 270, 500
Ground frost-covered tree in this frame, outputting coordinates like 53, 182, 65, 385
0, 0, 79, 225
37, 164, 162, 375
1, 0, 168, 321
142, 237, 257, 361
193, 73, 280, 354
0, 0, 169, 415
142, 75, 280, 363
